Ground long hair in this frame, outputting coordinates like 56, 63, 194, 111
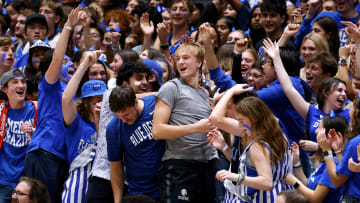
317, 78, 346, 111
347, 98, 360, 144
314, 16, 340, 60
76, 97, 91, 121
301, 32, 329, 56
235, 96, 288, 163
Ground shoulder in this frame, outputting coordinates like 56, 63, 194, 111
249, 141, 271, 158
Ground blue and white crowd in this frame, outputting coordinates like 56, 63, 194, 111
0, 0, 359, 203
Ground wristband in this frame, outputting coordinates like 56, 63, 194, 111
335, 150, 342, 154
293, 181, 302, 189
221, 145, 229, 152
355, 45, 360, 49
323, 150, 333, 160
293, 161, 302, 168
236, 173, 245, 184
160, 44, 169, 50
64, 24, 72, 31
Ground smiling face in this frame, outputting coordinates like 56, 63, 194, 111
247, 68, 265, 91
175, 48, 202, 80
110, 53, 123, 76
170, 1, 191, 27
126, 72, 149, 94
325, 82, 347, 111
241, 51, 255, 78
261, 57, 276, 84
260, 10, 284, 35
3, 77, 27, 103
88, 63, 107, 82
301, 39, 317, 60
305, 61, 330, 92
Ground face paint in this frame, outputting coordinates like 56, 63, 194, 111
89, 45, 95, 51
44, 38, 49, 44
90, 76, 97, 80
1, 53, 6, 63
2, 8, 6, 15
242, 124, 251, 131
99, 54, 105, 62
134, 81, 141, 86
105, 26, 111, 32
232, 26, 235, 32
115, 26, 121, 33
74, 46, 79, 53
330, 110, 335, 118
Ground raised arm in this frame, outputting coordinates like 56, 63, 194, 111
152, 98, 213, 140
263, 39, 310, 119
209, 84, 251, 136
62, 51, 102, 126
140, 12, 154, 52
278, 24, 300, 47
45, 6, 80, 84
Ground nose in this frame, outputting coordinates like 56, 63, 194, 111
141, 77, 148, 85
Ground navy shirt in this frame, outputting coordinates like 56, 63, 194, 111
106, 95, 165, 199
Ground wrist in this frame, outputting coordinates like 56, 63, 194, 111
64, 24, 72, 31
236, 173, 245, 184
323, 150, 333, 160
221, 145, 229, 152
78, 65, 88, 72
335, 149, 342, 154
293, 180, 302, 189
293, 161, 302, 168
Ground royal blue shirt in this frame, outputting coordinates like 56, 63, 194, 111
306, 159, 343, 203
336, 135, 360, 198
106, 95, 165, 199
306, 106, 350, 142
0, 101, 35, 186
65, 113, 96, 165
27, 78, 66, 160
13, 53, 28, 72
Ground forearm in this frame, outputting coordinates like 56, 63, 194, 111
242, 176, 273, 191
324, 158, 342, 187
204, 41, 218, 70
355, 45, 360, 78
83, 25, 94, 49
141, 35, 152, 52
153, 123, 199, 140
110, 162, 124, 203
296, 184, 326, 203
278, 34, 291, 47
294, 167, 308, 184
223, 146, 232, 161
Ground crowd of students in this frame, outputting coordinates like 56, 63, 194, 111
0, 0, 359, 202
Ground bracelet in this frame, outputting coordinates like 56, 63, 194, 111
221, 145, 229, 152
293, 161, 302, 168
236, 173, 245, 184
335, 150, 342, 154
293, 181, 302, 189
64, 24, 72, 31
78, 66, 87, 72
355, 45, 360, 49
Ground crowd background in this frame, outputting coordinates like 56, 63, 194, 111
0, 0, 359, 202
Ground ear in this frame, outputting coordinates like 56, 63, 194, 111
280, 15, 285, 25
1, 87, 8, 95
55, 15, 61, 24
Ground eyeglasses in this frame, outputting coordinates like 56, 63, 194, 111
260, 59, 273, 66
12, 190, 30, 197
246, 72, 263, 79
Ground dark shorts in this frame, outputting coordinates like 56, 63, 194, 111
85, 176, 114, 203
160, 159, 216, 203
24, 149, 68, 203
340, 194, 360, 203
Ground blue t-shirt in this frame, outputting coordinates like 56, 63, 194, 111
13, 52, 28, 72
27, 78, 66, 160
0, 101, 35, 186
106, 95, 165, 199
306, 159, 343, 203
296, 11, 359, 47
336, 135, 360, 198
257, 77, 312, 144
306, 105, 350, 142
65, 113, 96, 165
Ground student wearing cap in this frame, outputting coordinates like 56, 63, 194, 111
62, 51, 106, 203
142, 59, 163, 91
0, 37, 15, 78
14, 13, 48, 71
23, 7, 81, 203
0, 69, 37, 202
23, 40, 52, 77
107, 85, 165, 202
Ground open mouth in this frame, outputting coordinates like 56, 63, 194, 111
16, 90, 24, 95
306, 75, 313, 83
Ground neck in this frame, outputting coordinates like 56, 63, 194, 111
323, 103, 332, 114
267, 29, 282, 41
182, 74, 200, 88
8, 99, 26, 110
340, 9, 358, 19
48, 27, 55, 40
171, 26, 189, 44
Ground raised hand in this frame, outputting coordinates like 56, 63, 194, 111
140, 12, 154, 36
283, 24, 301, 38
156, 22, 170, 44
234, 38, 248, 53
229, 84, 253, 95
78, 7, 91, 27
316, 128, 331, 151
328, 129, 343, 153
66, 6, 81, 27
306, 0, 322, 19
198, 22, 213, 45
80, 50, 104, 68
341, 21, 360, 44
263, 38, 280, 59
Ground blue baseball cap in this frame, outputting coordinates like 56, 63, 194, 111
142, 59, 163, 86
80, 80, 107, 98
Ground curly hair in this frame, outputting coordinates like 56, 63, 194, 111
347, 98, 360, 144
235, 96, 288, 163
104, 9, 132, 34
76, 97, 92, 121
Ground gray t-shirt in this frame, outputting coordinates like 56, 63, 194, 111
156, 78, 218, 161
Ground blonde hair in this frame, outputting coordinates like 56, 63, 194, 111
175, 43, 204, 63
301, 33, 329, 54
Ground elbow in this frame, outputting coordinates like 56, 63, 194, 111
208, 115, 219, 127
263, 182, 273, 191
152, 125, 161, 140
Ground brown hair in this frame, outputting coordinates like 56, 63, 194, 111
305, 51, 337, 77
40, 0, 65, 29
235, 96, 288, 163
76, 97, 91, 120
0, 37, 12, 47
18, 176, 51, 203
170, 0, 197, 14
347, 98, 360, 144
